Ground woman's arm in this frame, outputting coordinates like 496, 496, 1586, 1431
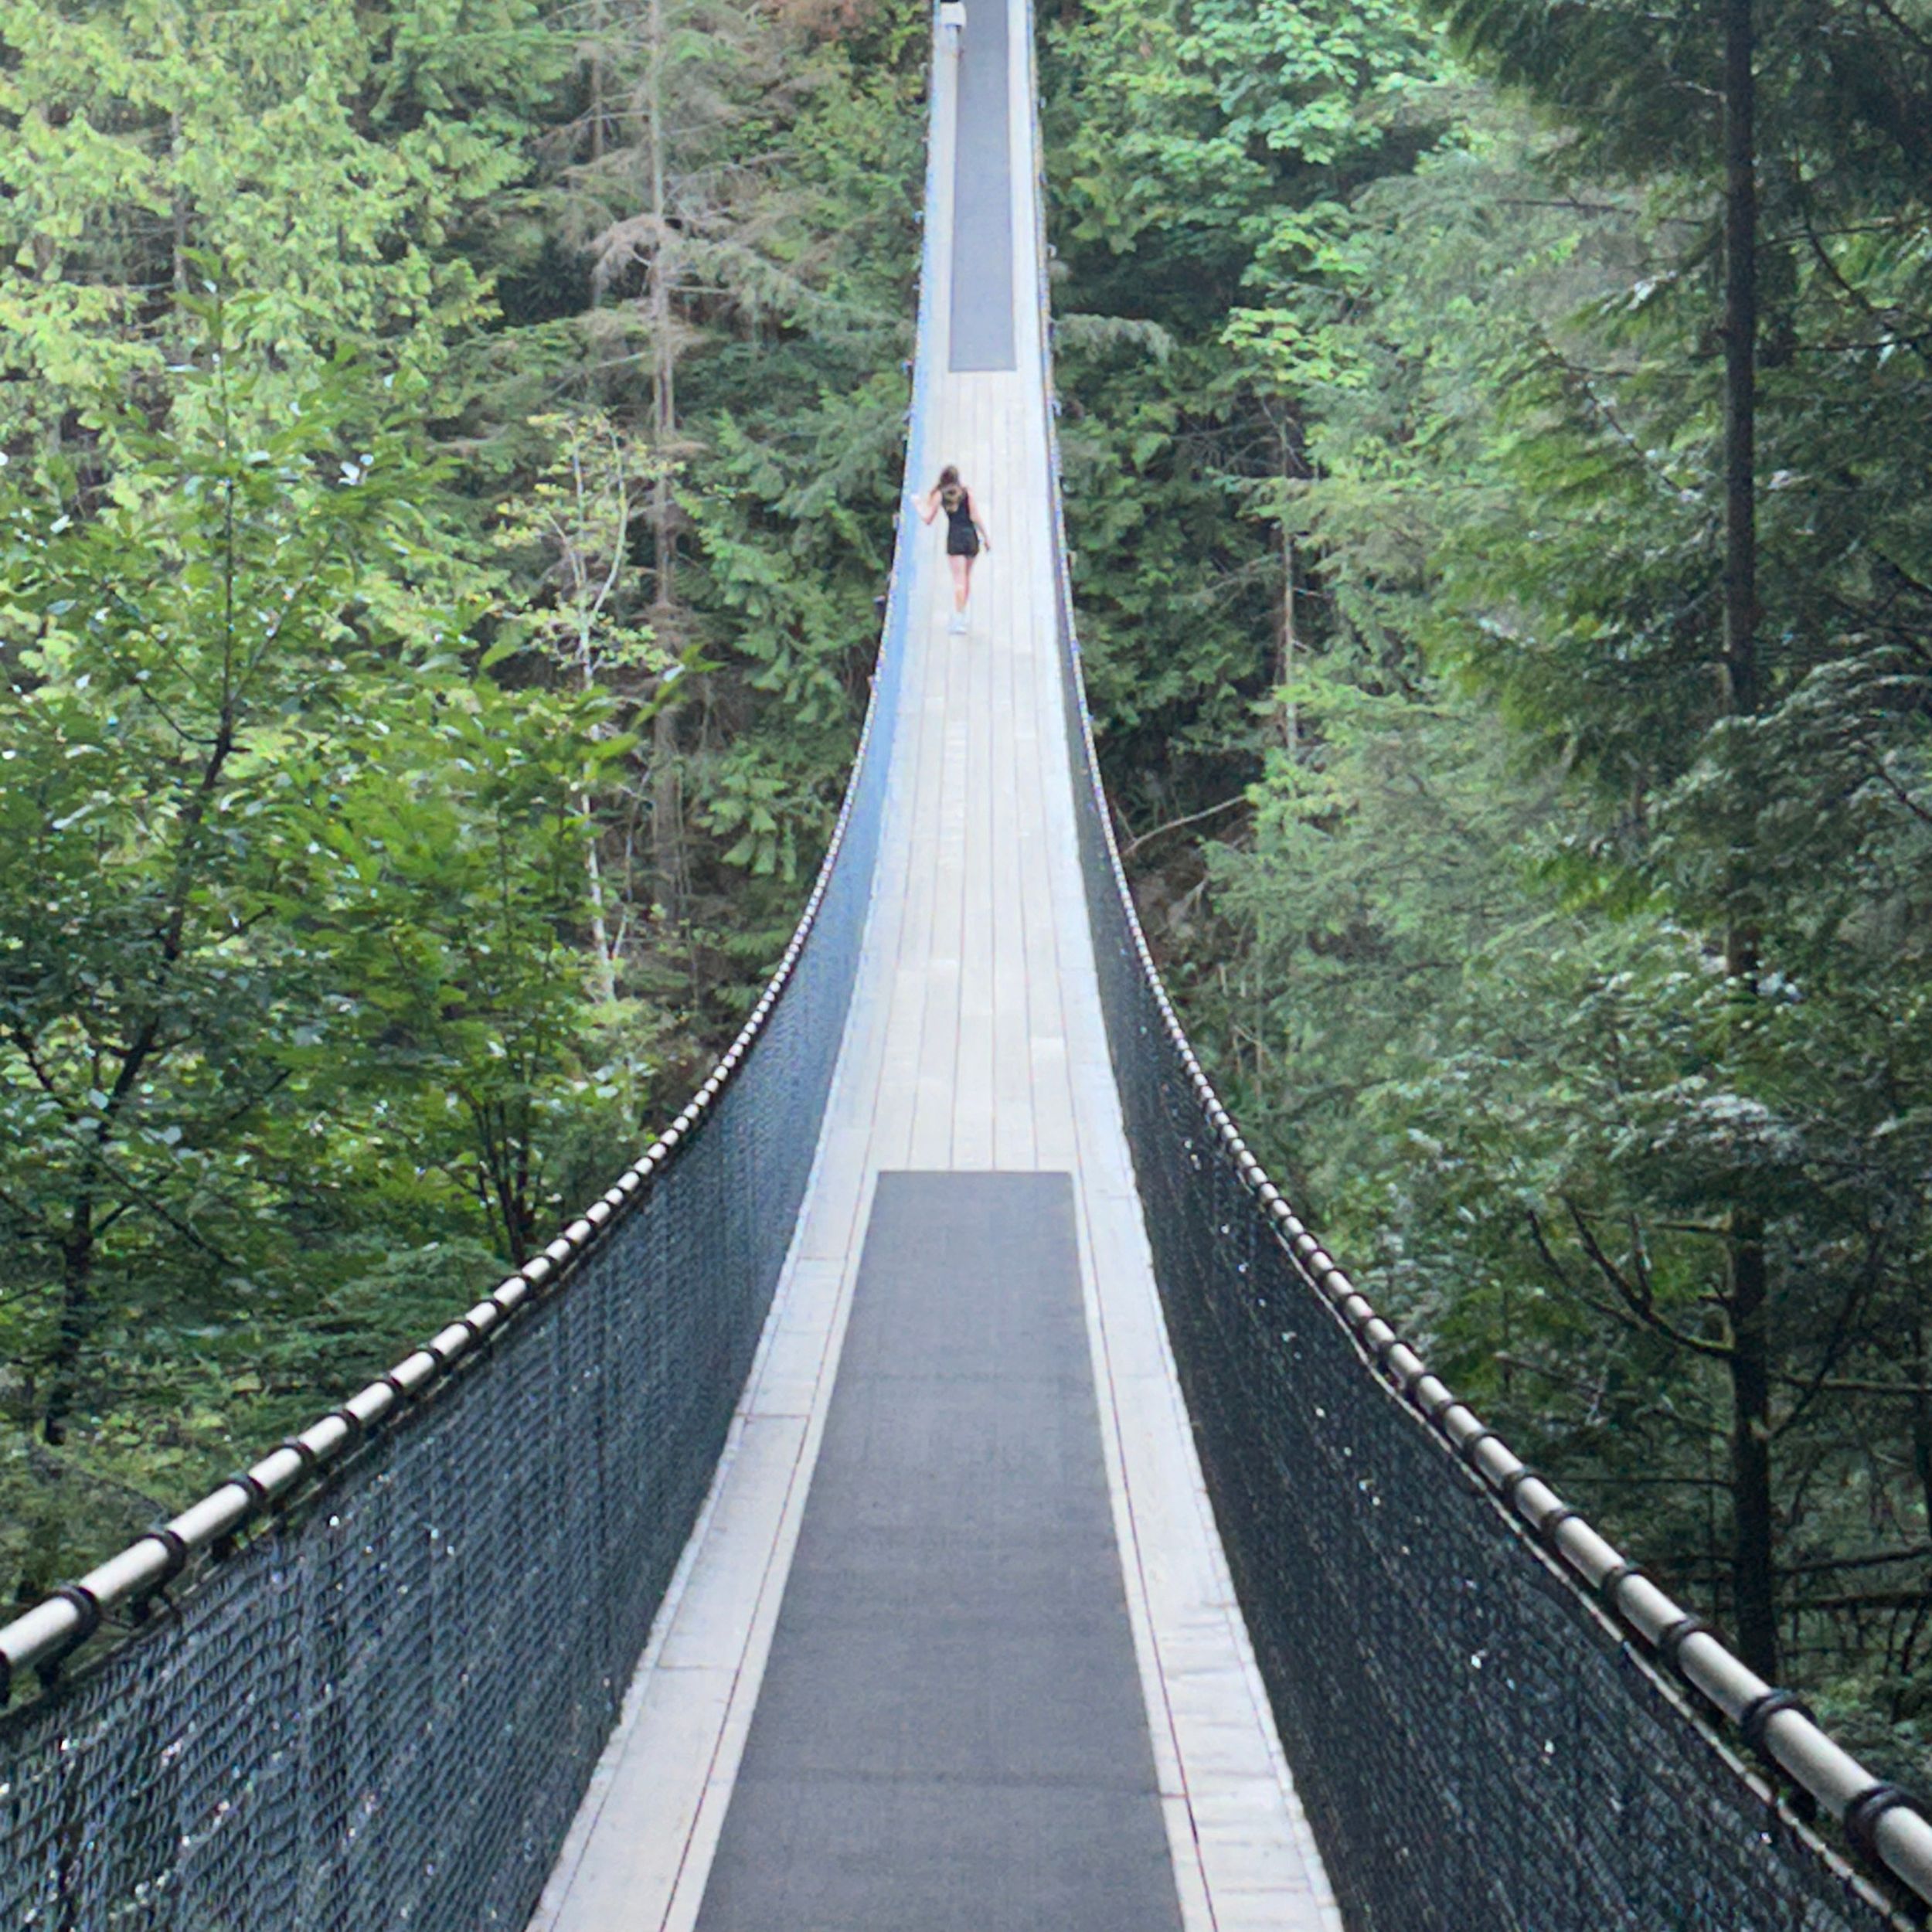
969, 489, 991, 551
915, 487, 939, 525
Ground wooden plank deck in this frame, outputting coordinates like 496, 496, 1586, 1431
529, 5, 1339, 1926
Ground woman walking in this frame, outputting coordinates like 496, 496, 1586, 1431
918, 465, 990, 634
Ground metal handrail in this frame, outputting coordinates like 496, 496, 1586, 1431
1016, 2, 1932, 1913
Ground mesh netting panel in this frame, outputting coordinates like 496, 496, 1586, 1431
0, 553, 900, 1932
1053, 594, 1905, 1932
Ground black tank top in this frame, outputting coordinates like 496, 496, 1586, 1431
941, 484, 974, 537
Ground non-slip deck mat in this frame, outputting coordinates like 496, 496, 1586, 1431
693, 1170, 1182, 1932
948, 2, 1016, 371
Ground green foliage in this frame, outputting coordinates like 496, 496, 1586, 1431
0, 0, 560, 469
0, 2, 928, 1611
294, 668, 629, 1264
0, 318, 621, 1597
1041, 0, 1447, 827
1052, 0, 1932, 1770
501, 0, 925, 1003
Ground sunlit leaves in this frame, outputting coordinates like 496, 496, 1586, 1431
0, 312, 614, 1582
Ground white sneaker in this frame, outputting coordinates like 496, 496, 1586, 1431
949, 609, 967, 634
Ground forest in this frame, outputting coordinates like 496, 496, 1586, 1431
4, 0, 1932, 1792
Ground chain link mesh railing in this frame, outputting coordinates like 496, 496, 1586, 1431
1019, 19, 1929, 1926
0, 42, 946, 1932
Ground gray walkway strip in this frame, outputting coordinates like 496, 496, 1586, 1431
948, 2, 1016, 371
692, 1171, 1182, 1932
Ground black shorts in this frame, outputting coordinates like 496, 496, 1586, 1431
947, 529, 981, 558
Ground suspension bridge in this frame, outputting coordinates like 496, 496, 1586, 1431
5, 6, 1932, 1928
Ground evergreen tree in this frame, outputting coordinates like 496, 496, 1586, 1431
1050, 0, 1932, 1766
1041, 0, 1444, 828
0, 0, 560, 471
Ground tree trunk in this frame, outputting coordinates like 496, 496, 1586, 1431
651, 699, 685, 915
1727, 1228, 1779, 1678
1721, 0, 1758, 728
645, 0, 686, 918
1279, 524, 1298, 754
169, 111, 189, 296
41, 1189, 97, 1447
588, 0, 607, 162
1720, 0, 1777, 1682
1913, 1325, 1932, 1572
1275, 420, 1299, 753
578, 621, 620, 1004
583, 801, 618, 1001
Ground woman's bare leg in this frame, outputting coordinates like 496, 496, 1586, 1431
950, 555, 971, 611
